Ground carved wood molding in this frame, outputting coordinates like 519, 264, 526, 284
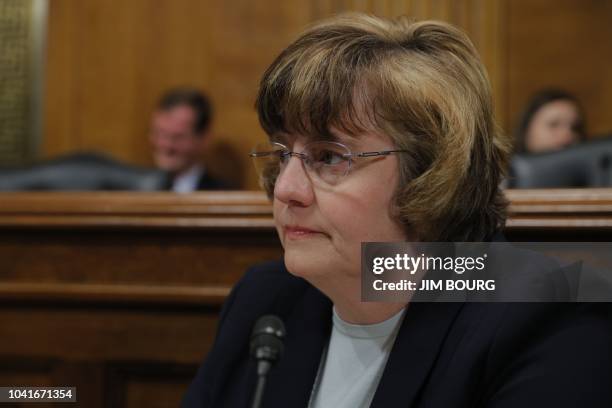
1, 189, 612, 229
0, 282, 229, 306
0, 191, 274, 229
506, 189, 612, 229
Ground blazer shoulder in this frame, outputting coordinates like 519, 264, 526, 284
181, 259, 312, 407
211, 259, 312, 335
489, 303, 611, 352
481, 303, 612, 407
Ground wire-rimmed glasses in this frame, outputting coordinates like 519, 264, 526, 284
249, 141, 408, 186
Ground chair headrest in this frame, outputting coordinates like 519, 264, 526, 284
509, 135, 612, 188
0, 152, 171, 191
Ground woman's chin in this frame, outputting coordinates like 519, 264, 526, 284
283, 249, 331, 280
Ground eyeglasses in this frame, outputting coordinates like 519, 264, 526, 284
249, 141, 408, 186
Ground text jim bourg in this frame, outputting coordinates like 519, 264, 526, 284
372, 279, 496, 291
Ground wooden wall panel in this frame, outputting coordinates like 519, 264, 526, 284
43, 0, 506, 190
43, 0, 213, 165
106, 363, 196, 408
42, 1, 612, 189
506, 0, 612, 137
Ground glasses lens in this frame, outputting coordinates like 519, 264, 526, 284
250, 141, 352, 189
305, 141, 350, 184
250, 142, 286, 191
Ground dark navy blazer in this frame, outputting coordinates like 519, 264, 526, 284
182, 259, 612, 407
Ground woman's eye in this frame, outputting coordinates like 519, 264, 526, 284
314, 149, 344, 165
278, 150, 291, 164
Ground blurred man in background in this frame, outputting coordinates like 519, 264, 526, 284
149, 87, 227, 192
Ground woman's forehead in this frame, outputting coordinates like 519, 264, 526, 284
271, 126, 390, 149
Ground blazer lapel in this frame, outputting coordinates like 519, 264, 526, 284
370, 302, 464, 408
242, 281, 463, 407
262, 285, 333, 408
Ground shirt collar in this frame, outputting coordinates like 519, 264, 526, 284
172, 164, 204, 193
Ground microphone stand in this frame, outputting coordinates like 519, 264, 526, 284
251, 360, 270, 408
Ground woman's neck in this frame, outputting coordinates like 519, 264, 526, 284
312, 275, 407, 324
334, 298, 407, 325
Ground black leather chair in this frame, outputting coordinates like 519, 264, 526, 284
509, 135, 612, 188
0, 152, 170, 191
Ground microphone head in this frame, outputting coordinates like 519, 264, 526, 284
250, 315, 286, 363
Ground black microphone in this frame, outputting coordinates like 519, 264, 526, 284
249, 315, 286, 408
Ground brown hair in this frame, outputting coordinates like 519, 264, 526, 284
256, 13, 511, 241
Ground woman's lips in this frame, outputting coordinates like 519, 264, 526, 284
284, 226, 324, 240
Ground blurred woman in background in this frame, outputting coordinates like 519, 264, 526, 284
514, 89, 586, 153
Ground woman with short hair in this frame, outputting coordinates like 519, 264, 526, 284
183, 13, 611, 408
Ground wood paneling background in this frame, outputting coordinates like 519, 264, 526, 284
42, 0, 612, 189
506, 0, 612, 137
2, 189, 612, 406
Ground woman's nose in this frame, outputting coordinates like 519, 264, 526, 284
273, 154, 314, 207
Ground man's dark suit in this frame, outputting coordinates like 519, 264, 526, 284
163, 171, 230, 191
182, 259, 612, 407
195, 173, 229, 190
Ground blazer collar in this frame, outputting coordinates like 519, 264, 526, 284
259, 282, 463, 408
261, 284, 333, 407
371, 302, 464, 407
